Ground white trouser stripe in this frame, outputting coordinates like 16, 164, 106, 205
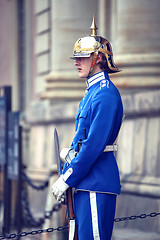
90, 192, 100, 240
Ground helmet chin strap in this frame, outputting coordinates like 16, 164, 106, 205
88, 51, 98, 78
87, 41, 100, 78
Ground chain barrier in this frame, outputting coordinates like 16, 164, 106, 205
21, 179, 61, 228
22, 170, 50, 191
1, 170, 160, 239
0, 225, 68, 240
0, 211, 160, 239
114, 211, 160, 222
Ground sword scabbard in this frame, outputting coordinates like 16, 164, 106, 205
66, 187, 78, 240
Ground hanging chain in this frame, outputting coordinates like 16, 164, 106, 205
22, 170, 50, 191
0, 211, 160, 239
1, 170, 160, 239
114, 211, 160, 222
0, 225, 68, 240
21, 177, 61, 228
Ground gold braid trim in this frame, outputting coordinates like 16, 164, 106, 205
99, 48, 113, 56
74, 47, 94, 52
73, 47, 113, 56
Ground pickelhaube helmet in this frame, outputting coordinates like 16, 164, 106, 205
71, 15, 120, 76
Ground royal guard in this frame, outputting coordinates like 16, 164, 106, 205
52, 16, 123, 240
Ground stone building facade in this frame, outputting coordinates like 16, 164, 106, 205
0, 0, 160, 237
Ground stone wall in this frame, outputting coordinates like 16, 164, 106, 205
114, 88, 160, 233
24, 0, 160, 234
0, 0, 160, 235
24, 88, 160, 233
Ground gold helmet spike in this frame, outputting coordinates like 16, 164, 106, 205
90, 15, 98, 36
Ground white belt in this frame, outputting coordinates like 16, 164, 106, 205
104, 144, 118, 152
61, 144, 118, 164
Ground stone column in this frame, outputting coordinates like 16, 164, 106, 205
110, 0, 160, 233
110, 0, 160, 87
98, 0, 111, 40
9, 0, 19, 111
40, 0, 98, 101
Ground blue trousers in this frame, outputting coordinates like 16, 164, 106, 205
74, 191, 116, 240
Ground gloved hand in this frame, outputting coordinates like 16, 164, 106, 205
52, 175, 69, 202
60, 148, 76, 164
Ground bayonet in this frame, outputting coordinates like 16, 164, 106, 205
54, 128, 62, 177
54, 128, 78, 240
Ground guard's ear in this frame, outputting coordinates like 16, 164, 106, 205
96, 53, 103, 64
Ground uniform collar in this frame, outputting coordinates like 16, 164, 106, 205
86, 71, 108, 89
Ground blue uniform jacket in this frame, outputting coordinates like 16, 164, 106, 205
62, 71, 123, 195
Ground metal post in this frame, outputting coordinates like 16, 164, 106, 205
0, 86, 12, 234
17, 125, 22, 239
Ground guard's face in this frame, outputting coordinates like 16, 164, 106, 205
74, 56, 93, 78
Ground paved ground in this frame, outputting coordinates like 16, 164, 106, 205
112, 228, 160, 240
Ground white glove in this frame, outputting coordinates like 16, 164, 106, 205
52, 175, 69, 202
